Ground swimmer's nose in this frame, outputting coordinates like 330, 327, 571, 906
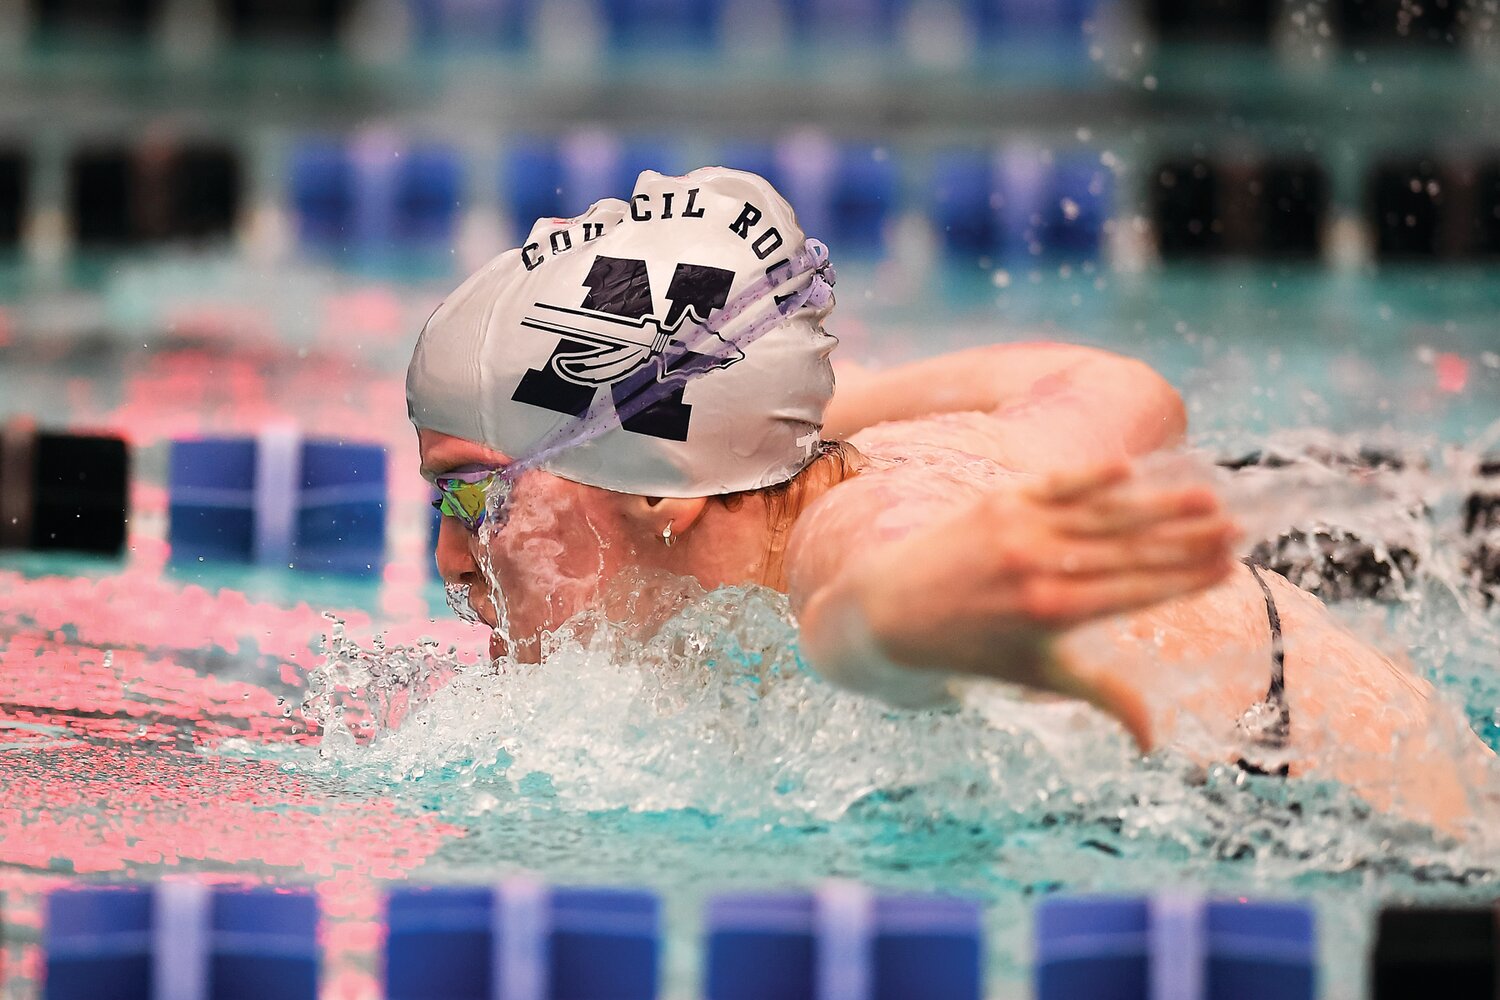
433, 517, 482, 588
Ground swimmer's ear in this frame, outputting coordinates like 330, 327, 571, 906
624, 495, 711, 545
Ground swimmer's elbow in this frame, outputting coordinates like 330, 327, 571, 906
987, 343, 1187, 453
1077, 350, 1186, 453
1135, 362, 1188, 451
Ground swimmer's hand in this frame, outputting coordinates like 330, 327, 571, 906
799, 463, 1239, 749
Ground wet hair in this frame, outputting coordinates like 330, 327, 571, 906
713, 438, 864, 529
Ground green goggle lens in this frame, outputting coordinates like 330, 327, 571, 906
430, 471, 506, 532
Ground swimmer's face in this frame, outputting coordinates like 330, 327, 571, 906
418, 428, 651, 662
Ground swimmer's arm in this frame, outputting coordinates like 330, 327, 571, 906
789, 463, 1237, 745
1258, 571, 1491, 835
827, 345, 1186, 469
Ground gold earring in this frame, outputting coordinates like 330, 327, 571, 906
662, 520, 675, 548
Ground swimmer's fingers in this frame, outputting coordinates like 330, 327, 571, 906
1036, 517, 1240, 575
1025, 462, 1131, 503
1050, 484, 1222, 536
1028, 561, 1236, 628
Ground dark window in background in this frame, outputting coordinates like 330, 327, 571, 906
0, 150, 26, 249
220, 0, 353, 43
1337, 0, 1463, 46
1472, 161, 1500, 256
1369, 159, 1446, 257
1148, 0, 1276, 43
1154, 157, 1329, 259
70, 144, 241, 246
1152, 159, 1223, 257
68, 148, 135, 246
168, 146, 243, 241
33, 0, 160, 38
1257, 160, 1328, 258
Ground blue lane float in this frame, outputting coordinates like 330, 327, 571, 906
705, 883, 984, 1000
168, 429, 387, 576
501, 135, 679, 238
1034, 895, 1316, 1000
403, 0, 1111, 52
409, 0, 536, 50
45, 883, 319, 1000
933, 149, 1004, 258
289, 141, 356, 247
600, 0, 722, 47
738, 138, 898, 255
967, 0, 1102, 42
385, 880, 660, 1000
933, 148, 1113, 261
290, 137, 463, 256
779, 0, 904, 44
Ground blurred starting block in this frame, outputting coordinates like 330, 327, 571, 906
1372, 905, 1500, 998
291, 136, 463, 256
384, 880, 660, 999
705, 884, 984, 1000
69, 142, 242, 248
45, 883, 319, 1000
168, 429, 386, 576
0, 420, 129, 557
1035, 895, 1316, 1000
1151, 156, 1328, 260
933, 147, 1113, 262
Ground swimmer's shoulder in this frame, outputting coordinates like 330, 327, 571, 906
844, 412, 1025, 485
784, 419, 1021, 608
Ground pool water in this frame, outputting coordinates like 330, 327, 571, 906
1, 258, 1499, 1000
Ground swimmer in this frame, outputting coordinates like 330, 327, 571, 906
409, 167, 1492, 834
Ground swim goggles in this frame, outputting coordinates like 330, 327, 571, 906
430, 466, 512, 533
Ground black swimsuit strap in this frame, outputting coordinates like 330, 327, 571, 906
1236, 559, 1292, 776
1244, 560, 1287, 712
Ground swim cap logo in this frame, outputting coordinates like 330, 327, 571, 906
512, 255, 739, 442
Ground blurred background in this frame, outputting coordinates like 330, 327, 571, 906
3, 6, 1500, 999
3, 0, 1499, 434
2, 0, 1499, 606
3, 0, 1500, 301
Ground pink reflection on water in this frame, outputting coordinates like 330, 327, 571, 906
1435, 351, 1470, 394
0, 562, 481, 999
0, 314, 492, 997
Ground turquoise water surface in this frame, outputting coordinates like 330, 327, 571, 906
1, 260, 1498, 999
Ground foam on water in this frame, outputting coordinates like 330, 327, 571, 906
293, 500, 1500, 890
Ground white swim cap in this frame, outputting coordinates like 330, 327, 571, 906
407, 166, 839, 498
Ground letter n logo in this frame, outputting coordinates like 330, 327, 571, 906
511, 255, 737, 441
